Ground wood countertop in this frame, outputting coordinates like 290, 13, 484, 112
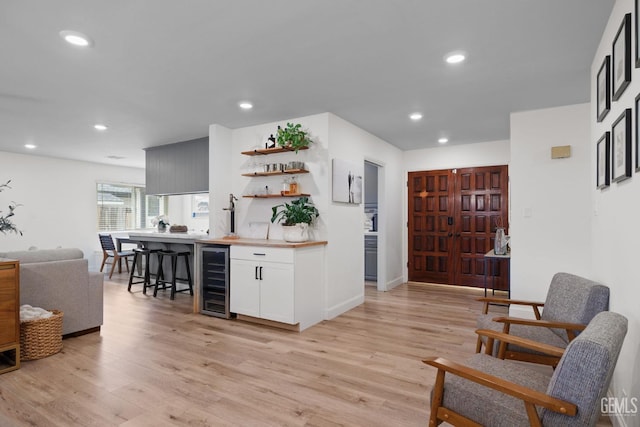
196, 238, 327, 248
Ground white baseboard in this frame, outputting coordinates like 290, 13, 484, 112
325, 293, 364, 320
385, 276, 403, 291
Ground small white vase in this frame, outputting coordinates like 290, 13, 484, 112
282, 223, 309, 242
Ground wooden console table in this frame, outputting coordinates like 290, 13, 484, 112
0, 259, 20, 374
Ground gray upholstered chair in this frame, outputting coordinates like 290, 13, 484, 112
424, 311, 627, 427
476, 272, 609, 366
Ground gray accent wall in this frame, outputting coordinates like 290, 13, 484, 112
145, 137, 209, 195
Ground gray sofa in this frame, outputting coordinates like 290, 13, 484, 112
0, 248, 103, 336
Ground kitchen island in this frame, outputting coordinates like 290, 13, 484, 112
125, 231, 209, 291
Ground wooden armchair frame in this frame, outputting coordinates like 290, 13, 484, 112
476, 297, 587, 367
424, 330, 576, 427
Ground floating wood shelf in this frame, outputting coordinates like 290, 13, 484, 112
241, 146, 309, 156
241, 169, 309, 177
243, 193, 310, 199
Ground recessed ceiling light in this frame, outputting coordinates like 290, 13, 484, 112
24, 144, 37, 149
59, 30, 93, 47
438, 137, 449, 144
444, 51, 466, 64
94, 124, 108, 131
239, 102, 253, 110
409, 112, 423, 121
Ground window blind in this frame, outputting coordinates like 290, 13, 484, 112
97, 183, 166, 231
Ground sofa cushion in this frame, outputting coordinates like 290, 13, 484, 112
0, 248, 84, 264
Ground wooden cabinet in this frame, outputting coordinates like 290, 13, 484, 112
0, 259, 19, 374
229, 245, 324, 331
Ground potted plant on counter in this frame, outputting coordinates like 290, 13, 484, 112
271, 196, 319, 242
276, 122, 312, 153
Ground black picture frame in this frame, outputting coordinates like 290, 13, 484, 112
636, 94, 640, 172
613, 13, 632, 101
636, 0, 640, 68
611, 108, 632, 183
597, 132, 611, 189
597, 56, 611, 122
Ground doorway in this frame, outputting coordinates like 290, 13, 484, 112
364, 161, 380, 290
407, 165, 509, 289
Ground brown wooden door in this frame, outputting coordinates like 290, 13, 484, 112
407, 170, 454, 283
455, 166, 509, 289
408, 165, 509, 289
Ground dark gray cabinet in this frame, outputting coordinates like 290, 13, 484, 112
145, 137, 209, 195
364, 235, 377, 281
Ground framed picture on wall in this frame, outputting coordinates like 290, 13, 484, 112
596, 132, 610, 189
636, 94, 640, 172
612, 13, 632, 101
636, 0, 640, 67
331, 158, 362, 204
611, 108, 632, 183
597, 56, 611, 122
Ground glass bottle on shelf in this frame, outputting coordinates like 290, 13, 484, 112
289, 176, 299, 195
281, 177, 290, 195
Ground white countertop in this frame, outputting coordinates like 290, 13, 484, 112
127, 231, 209, 243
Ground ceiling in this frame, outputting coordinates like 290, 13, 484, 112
0, 0, 614, 169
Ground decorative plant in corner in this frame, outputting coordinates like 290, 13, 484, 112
271, 196, 319, 242
0, 180, 22, 235
276, 122, 312, 153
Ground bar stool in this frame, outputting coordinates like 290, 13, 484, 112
128, 248, 161, 294
154, 250, 194, 300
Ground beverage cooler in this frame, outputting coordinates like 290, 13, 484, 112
200, 245, 232, 318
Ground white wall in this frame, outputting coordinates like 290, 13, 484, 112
403, 139, 510, 172
0, 151, 144, 269
208, 112, 404, 321
509, 104, 592, 305
327, 114, 404, 307
591, 0, 640, 420
402, 140, 510, 282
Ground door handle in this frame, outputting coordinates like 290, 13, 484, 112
448, 233, 453, 237
259, 266, 263, 280
255, 266, 259, 280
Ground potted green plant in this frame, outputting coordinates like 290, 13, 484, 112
276, 122, 312, 153
0, 180, 22, 236
271, 196, 319, 242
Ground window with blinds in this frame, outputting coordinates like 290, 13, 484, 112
97, 183, 167, 231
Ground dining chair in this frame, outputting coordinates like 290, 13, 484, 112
98, 233, 135, 279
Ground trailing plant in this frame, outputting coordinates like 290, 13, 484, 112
0, 180, 22, 235
271, 196, 319, 226
276, 122, 312, 153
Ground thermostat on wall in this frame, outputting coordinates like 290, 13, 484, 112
551, 145, 571, 159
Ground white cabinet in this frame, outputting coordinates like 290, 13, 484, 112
230, 244, 324, 330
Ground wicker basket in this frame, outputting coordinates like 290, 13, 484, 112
20, 310, 63, 361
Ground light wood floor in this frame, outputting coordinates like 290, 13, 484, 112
0, 276, 611, 426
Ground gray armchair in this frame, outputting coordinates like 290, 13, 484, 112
476, 272, 609, 366
424, 311, 627, 426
